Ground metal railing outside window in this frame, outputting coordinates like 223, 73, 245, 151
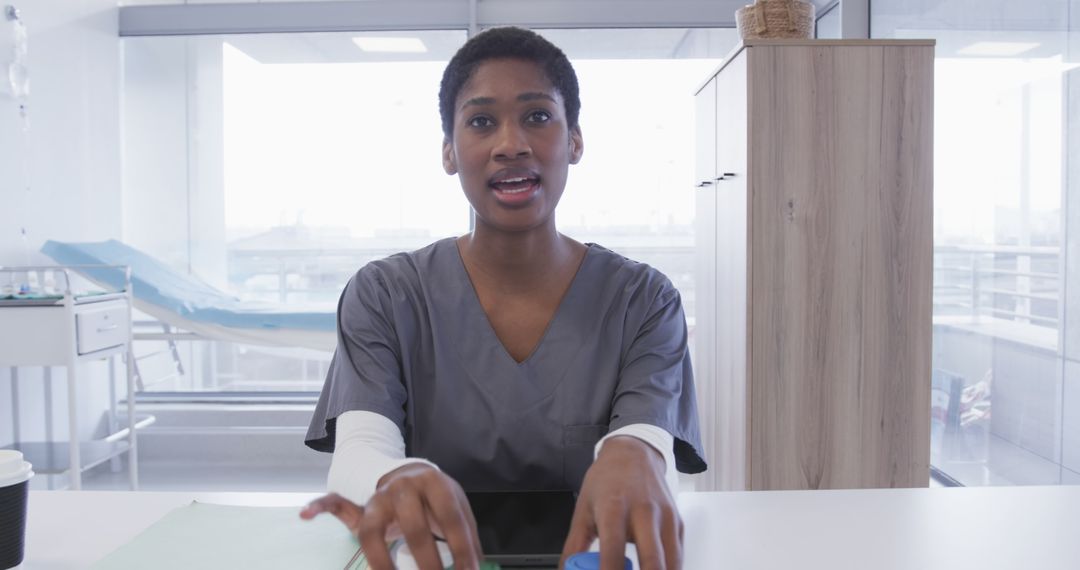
934, 245, 1061, 335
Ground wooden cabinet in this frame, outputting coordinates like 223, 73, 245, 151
693, 40, 934, 491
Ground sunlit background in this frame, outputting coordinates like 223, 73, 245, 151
2, 0, 1078, 493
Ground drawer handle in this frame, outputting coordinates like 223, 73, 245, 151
97, 324, 119, 333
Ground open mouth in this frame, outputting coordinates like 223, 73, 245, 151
490, 175, 540, 193
489, 170, 541, 204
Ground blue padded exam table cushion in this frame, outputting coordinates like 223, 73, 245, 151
41, 240, 335, 332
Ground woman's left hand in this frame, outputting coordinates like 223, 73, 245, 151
560, 436, 683, 570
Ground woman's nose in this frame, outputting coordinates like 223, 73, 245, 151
492, 123, 531, 160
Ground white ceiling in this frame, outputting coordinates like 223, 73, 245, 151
221, 27, 743, 65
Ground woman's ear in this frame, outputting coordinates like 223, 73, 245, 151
569, 125, 584, 165
442, 138, 458, 175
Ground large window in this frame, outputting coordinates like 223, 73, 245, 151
873, 0, 1079, 485
121, 28, 735, 394
220, 32, 471, 306
123, 31, 469, 392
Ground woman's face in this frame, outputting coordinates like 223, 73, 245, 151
443, 58, 583, 233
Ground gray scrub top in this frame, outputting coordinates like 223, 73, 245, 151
305, 237, 706, 492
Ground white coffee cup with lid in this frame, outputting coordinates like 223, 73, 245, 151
0, 450, 33, 488
0, 449, 34, 569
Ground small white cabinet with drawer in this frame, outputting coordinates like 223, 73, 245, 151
0, 269, 140, 491
76, 304, 129, 354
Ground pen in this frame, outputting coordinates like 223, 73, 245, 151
343, 546, 364, 570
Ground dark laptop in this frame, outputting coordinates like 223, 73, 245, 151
466, 490, 577, 568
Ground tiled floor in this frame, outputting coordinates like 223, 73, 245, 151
934, 433, 1080, 487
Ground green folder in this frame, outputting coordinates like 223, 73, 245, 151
93, 502, 500, 570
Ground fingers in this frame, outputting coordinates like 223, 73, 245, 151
302, 475, 484, 570
357, 498, 396, 570
664, 513, 685, 570
375, 470, 481, 570
300, 494, 397, 570
596, 500, 629, 570
632, 500, 684, 570
629, 504, 664, 570
631, 499, 684, 570
300, 494, 363, 533
426, 482, 483, 569
561, 495, 598, 567
393, 488, 445, 570
299, 495, 333, 520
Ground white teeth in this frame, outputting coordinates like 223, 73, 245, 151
492, 176, 537, 195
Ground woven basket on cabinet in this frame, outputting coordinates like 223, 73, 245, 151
736, 0, 816, 40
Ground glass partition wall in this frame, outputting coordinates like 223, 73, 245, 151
872, 0, 1080, 486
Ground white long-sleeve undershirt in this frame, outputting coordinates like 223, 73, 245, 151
327, 410, 679, 506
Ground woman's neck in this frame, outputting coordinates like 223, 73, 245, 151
457, 219, 582, 291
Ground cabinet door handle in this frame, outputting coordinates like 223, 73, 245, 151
696, 180, 714, 188
716, 172, 737, 181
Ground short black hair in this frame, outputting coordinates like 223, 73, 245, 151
439, 26, 580, 139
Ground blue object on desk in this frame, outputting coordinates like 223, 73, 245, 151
565, 552, 632, 570
40, 240, 334, 332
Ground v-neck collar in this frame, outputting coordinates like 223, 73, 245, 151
449, 238, 594, 367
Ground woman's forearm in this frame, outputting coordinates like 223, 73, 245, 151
328, 410, 440, 505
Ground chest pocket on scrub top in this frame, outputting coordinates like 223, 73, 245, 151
562, 424, 608, 491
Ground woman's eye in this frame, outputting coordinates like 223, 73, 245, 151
468, 116, 494, 128
526, 110, 551, 123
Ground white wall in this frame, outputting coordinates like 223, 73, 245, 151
0, 0, 122, 451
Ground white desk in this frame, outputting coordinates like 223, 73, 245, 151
20, 486, 1080, 569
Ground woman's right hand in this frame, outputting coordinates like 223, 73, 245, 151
300, 463, 483, 570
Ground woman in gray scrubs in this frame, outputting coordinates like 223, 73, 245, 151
302, 27, 705, 570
